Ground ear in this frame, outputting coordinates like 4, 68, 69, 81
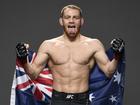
59, 18, 63, 26
81, 17, 84, 26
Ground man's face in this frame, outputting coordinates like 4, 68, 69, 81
60, 8, 83, 38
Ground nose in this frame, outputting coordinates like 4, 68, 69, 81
69, 17, 74, 22
69, 18, 74, 24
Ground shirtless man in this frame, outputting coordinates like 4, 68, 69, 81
16, 5, 124, 105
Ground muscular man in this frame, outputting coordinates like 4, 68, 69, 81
16, 5, 124, 105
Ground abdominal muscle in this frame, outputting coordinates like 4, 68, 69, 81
50, 63, 91, 93
46, 36, 95, 93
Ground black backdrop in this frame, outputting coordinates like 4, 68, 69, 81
1, 0, 140, 105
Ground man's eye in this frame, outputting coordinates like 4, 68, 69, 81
63, 16, 70, 19
74, 16, 80, 19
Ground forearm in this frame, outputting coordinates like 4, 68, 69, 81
16, 42, 37, 79
106, 59, 118, 77
16, 42, 48, 79
23, 61, 39, 79
107, 37, 124, 77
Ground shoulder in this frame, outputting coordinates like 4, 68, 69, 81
39, 36, 64, 50
37, 37, 57, 52
90, 38, 103, 47
82, 36, 105, 51
41, 37, 61, 46
82, 36, 103, 46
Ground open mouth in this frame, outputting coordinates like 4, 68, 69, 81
68, 25, 76, 28
66, 25, 77, 34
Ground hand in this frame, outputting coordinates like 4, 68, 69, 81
111, 38, 125, 53
16, 42, 29, 62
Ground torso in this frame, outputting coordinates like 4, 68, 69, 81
45, 35, 97, 93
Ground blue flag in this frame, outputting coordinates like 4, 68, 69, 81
89, 48, 125, 105
10, 48, 125, 105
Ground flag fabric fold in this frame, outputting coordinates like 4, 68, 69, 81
10, 48, 125, 105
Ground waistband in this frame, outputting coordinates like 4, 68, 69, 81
52, 89, 89, 101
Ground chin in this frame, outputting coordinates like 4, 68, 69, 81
67, 32, 77, 37
69, 33, 76, 36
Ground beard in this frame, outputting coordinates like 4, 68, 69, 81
63, 25, 81, 39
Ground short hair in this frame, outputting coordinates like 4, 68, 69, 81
60, 4, 83, 17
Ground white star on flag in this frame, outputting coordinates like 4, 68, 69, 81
114, 71, 121, 84
89, 93, 95, 102
109, 95, 117, 103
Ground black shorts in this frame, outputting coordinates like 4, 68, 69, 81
50, 90, 90, 105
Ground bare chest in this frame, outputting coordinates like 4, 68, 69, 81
49, 43, 94, 65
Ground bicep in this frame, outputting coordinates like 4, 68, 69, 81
94, 49, 109, 68
93, 40, 109, 73
33, 52, 49, 69
32, 41, 50, 74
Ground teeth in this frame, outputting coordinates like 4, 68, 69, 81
68, 26, 75, 28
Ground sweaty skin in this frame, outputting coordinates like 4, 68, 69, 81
25, 35, 117, 93
46, 35, 95, 93
23, 7, 118, 93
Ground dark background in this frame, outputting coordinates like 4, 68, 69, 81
1, 0, 140, 105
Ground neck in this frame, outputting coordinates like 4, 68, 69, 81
63, 33, 81, 43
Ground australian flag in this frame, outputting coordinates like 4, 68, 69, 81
10, 48, 125, 105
